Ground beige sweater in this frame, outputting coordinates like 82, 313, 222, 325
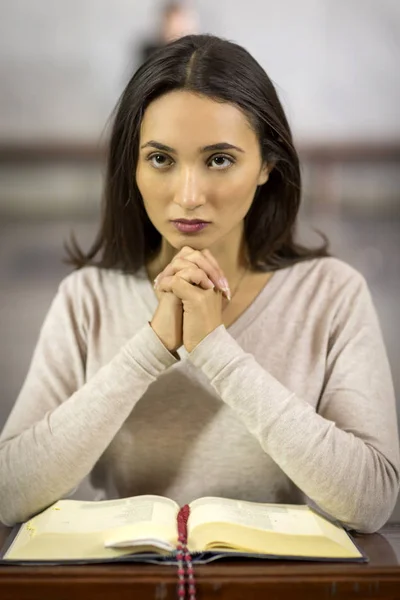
0, 257, 399, 531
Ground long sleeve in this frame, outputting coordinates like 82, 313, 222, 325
188, 274, 400, 533
0, 274, 178, 526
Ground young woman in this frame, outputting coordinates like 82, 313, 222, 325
0, 34, 398, 531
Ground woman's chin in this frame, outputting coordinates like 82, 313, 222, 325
166, 232, 215, 251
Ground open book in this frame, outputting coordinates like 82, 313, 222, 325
1, 495, 366, 563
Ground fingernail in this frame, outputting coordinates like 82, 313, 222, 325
218, 278, 231, 300
153, 277, 159, 289
220, 287, 231, 301
219, 277, 229, 290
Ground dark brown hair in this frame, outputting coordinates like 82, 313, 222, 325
66, 34, 328, 272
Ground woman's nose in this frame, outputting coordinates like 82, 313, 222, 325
173, 167, 206, 209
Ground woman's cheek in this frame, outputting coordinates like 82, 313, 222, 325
219, 179, 256, 215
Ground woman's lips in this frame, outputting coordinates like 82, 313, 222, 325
171, 221, 210, 233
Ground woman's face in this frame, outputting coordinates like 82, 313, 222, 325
136, 90, 270, 252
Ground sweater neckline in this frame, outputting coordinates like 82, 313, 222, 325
225, 266, 289, 337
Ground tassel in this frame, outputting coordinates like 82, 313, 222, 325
176, 505, 196, 600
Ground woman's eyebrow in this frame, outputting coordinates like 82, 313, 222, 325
140, 141, 245, 153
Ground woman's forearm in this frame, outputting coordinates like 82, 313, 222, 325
0, 324, 177, 526
189, 325, 400, 533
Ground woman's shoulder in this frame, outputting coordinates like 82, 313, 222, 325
289, 256, 367, 293
53, 266, 152, 329
277, 257, 370, 317
57, 266, 145, 305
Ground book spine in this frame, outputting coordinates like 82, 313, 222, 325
177, 505, 196, 600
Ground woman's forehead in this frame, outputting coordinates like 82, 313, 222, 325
139, 91, 257, 148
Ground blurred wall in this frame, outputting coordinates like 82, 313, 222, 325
0, 0, 399, 144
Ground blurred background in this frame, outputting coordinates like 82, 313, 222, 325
0, 1, 399, 520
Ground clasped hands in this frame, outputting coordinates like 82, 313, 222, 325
150, 246, 230, 354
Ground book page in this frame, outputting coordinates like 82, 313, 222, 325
32, 495, 179, 534
187, 497, 361, 559
5, 495, 179, 560
189, 497, 323, 536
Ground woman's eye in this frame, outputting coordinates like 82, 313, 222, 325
146, 153, 234, 170
147, 153, 173, 169
209, 155, 235, 169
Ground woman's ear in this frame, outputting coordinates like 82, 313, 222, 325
257, 161, 274, 186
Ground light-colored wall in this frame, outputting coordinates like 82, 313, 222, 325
0, 0, 399, 143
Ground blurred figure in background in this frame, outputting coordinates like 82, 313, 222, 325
138, 0, 199, 64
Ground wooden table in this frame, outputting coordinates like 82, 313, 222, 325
1, 523, 400, 599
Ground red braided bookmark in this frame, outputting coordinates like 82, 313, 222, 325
176, 504, 196, 600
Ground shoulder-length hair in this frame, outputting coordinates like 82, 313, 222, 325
66, 34, 328, 272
